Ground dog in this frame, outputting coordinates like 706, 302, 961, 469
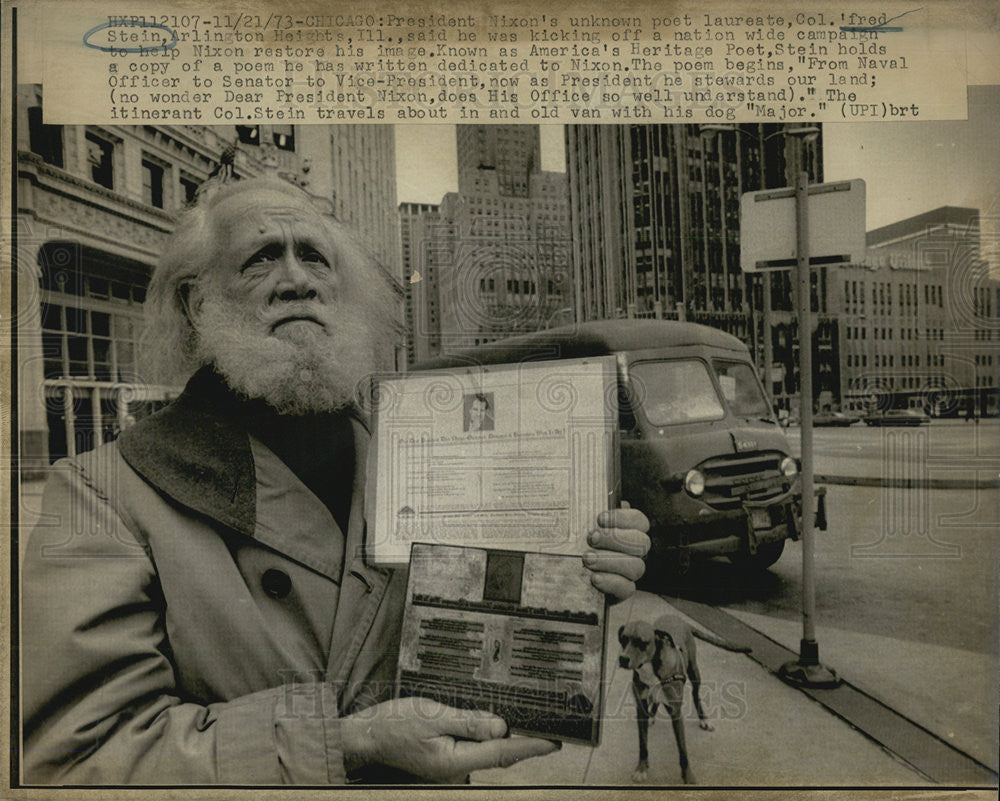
618, 615, 750, 784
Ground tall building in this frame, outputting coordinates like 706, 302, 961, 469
457, 125, 541, 198
16, 86, 401, 472
300, 126, 401, 287
831, 206, 999, 416
564, 123, 824, 411
405, 126, 572, 361
399, 201, 441, 365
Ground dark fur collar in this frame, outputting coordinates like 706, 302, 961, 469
118, 369, 257, 536
116, 368, 367, 539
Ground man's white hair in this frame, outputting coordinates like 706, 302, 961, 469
142, 177, 399, 389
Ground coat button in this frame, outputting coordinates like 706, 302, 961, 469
261, 568, 291, 599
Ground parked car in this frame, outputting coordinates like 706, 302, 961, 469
813, 411, 860, 427
863, 409, 931, 426
413, 320, 827, 579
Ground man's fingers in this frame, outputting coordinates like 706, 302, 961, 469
583, 552, 646, 582
589, 571, 635, 602
588, 526, 650, 557
597, 506, 650, 532
452, 735, 560, 772
428, 705, 508, 741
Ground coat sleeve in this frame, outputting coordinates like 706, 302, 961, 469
21, 456, 350, 785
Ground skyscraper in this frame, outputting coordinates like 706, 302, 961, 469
405, 126, 571, 361
457, 125, 541, 198
299, 125, 401, 287
399, 201, 441, 365
565, 123, 823, 410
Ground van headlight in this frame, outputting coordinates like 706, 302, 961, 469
780, 457, 798, 478
684, 469, 706, 496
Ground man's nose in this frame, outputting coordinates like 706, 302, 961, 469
272, 254, 318, 301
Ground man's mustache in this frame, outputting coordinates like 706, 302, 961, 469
261, 302, 331, 331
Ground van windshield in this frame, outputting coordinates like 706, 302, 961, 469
630, 360, 725, 425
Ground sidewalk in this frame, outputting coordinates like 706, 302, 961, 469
723, 606, 999, 771
474, 592, 933, 787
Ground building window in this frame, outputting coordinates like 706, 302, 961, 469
28, 106, 64, 167
40, 293, 144, 382
85, 131, 114, 189
142, 159, 165, 208
180, 176, 200, 205
236, 125, 260, 145
273, 125, 295, 151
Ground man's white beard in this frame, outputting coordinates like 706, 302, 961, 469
194, 293, 378, 415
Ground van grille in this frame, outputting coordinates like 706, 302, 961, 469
698, 451, 792, 510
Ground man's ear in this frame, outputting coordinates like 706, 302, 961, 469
618, 625, 627, 646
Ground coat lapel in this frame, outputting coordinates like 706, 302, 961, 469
250, 435, 346, 581
118, 368, 396, 695
326, 416, 393, 687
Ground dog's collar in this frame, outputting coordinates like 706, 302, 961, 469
635, 662, 686, 685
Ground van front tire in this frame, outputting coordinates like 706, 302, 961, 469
727, 540, 785, 571
641, 534, 692, 589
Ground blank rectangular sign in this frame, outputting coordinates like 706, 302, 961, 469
740, 179, 866, 271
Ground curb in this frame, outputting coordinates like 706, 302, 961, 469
668, 596, 1000, 787
815, 474, 1000, 489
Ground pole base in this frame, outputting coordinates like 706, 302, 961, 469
778, 639, 841, 688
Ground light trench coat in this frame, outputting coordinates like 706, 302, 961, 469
21, 375, 408, 784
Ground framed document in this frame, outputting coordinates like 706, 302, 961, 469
366, 357, 619, 565
397, 543, 608, 745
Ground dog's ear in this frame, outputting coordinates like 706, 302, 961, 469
654, 628, 675, 648
618, 625, 627, 646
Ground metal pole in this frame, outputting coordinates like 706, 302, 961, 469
63, 386, 76, 459
796, 167, 818, 652
763, 273, 774, 403
780, 143, 839, 688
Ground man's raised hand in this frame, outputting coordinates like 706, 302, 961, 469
584, 504, 651, 602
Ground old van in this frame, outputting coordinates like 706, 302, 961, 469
413, 320, 825, 578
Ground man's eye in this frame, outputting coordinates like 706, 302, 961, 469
242, 248, 280, 270
300, 248, 330, 267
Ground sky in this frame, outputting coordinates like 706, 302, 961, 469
395, 86, 999, 258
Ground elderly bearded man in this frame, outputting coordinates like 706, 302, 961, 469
21, 177, 651, 785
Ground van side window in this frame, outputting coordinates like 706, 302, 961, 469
713, 360, 771, 418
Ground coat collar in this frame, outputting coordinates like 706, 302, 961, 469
118, 369, 258, 538
117, 368, 371, 546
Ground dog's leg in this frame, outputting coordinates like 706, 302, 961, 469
668, 701, 696, 785
686, 638, 714, 732
632, 693, 651, 783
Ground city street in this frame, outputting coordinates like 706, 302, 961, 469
656, 418, 999, 772
787, 416, 1000, 488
